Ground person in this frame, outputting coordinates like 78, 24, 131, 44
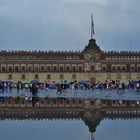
136, 83, 140, 94
45, 83, 49, 92
25, 83, 29, 92
56, 84, 61, 94
25, 92, 28, 101
9, 83, 13, 93
31, 83, 39, 107
16, 83, 20, 93
118, 83, 122, 94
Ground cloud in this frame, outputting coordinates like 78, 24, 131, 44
60, 0, 109, 6
0, 0, 140, 51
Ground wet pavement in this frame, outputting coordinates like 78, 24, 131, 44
0, 88, 140, 101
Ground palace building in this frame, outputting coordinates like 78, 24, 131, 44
0, 16, 140, 83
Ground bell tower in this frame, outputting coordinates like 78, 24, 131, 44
83, 14, 101, 55
83, 15, 102, 79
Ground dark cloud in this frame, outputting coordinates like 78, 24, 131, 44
0, 0, 140, 51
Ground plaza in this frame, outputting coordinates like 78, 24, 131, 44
0, 87, 140, 101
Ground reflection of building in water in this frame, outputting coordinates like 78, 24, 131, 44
0, 16, 140, 83
0, 106, 140, 136
84, 117, 101, 140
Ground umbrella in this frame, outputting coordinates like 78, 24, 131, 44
120, 80, 129, 85
23, 80, 30, 84
81, 80, 88, 84
30, 79, 40, 84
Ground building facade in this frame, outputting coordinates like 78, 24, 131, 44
0, 36, 140, 83
0, 17, 140, 83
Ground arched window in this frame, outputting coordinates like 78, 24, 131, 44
59, 66, 64, 71
47, 66, 51, 71
35, 74, 39, 79
21, 66, 26, 71
21, 74, 26, 80
122, 66, 126, 71
53, 66, 57, 71
41, 66, 45, 71
102, 66, 106, 71
8, 66, 13, 72
117, 66, 121, 71
66, 66, 70, 71
112, 66, 116, 71
72, 66, 76, 71
137, 66, 140, 71
90, 65, 95, 71
2, 66, 6, 72
15, 66, 19, 72
79, 66, 83, 71
28, 66, 32, 72
8, 74, 12, 80
34, 66, 39, 71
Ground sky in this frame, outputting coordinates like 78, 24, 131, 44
0, 0, 140, 51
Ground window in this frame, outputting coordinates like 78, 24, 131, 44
60, 66, 64, 71
72, 66, 76, 71
21, 66, 26, 71
72, 100, 76, 105
21, 74, 25, 80
130, 66, 135, 71
59, 74, 63, 80
79, 66, 83, 71
53, 66, 57, 71
122, 66, 126, 71
127, 73, 131, 79
137, 73, 140, 79
66, 100, 70, 105
28, 66, 32, 72
72, 74, 76, 80
102, 66, 106, 71
15, 66, 19, 72
2, 66, 6, 72
138, 66, 140, 71
8, 74, 12, 80
90, 65, 95, 71
117, 66, 121, 71
53, 100, 56, 105
47, 74, 51, 79
34, 66, 39, 71
8, 66, 13, 72
47, 66, 51, 71
107, 74, 111, 79
117, 74, 121, 79
66, 66, 70, 71
98, 64, 101, 68
35, 74, 39, 79
41, 66, 45, 71
112, 66, 116, 71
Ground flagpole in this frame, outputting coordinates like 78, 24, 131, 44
91, 14, 95, 39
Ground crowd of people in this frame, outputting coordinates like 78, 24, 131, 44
0, 79, 140, 94
0, 79, 140, 106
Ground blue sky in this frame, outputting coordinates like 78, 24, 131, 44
0, 0, 140, 51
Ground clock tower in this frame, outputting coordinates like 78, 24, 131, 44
83, 15, 102, 83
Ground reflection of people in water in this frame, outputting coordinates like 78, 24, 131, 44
56, 84, 62, 94
32, 83, 39, 106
